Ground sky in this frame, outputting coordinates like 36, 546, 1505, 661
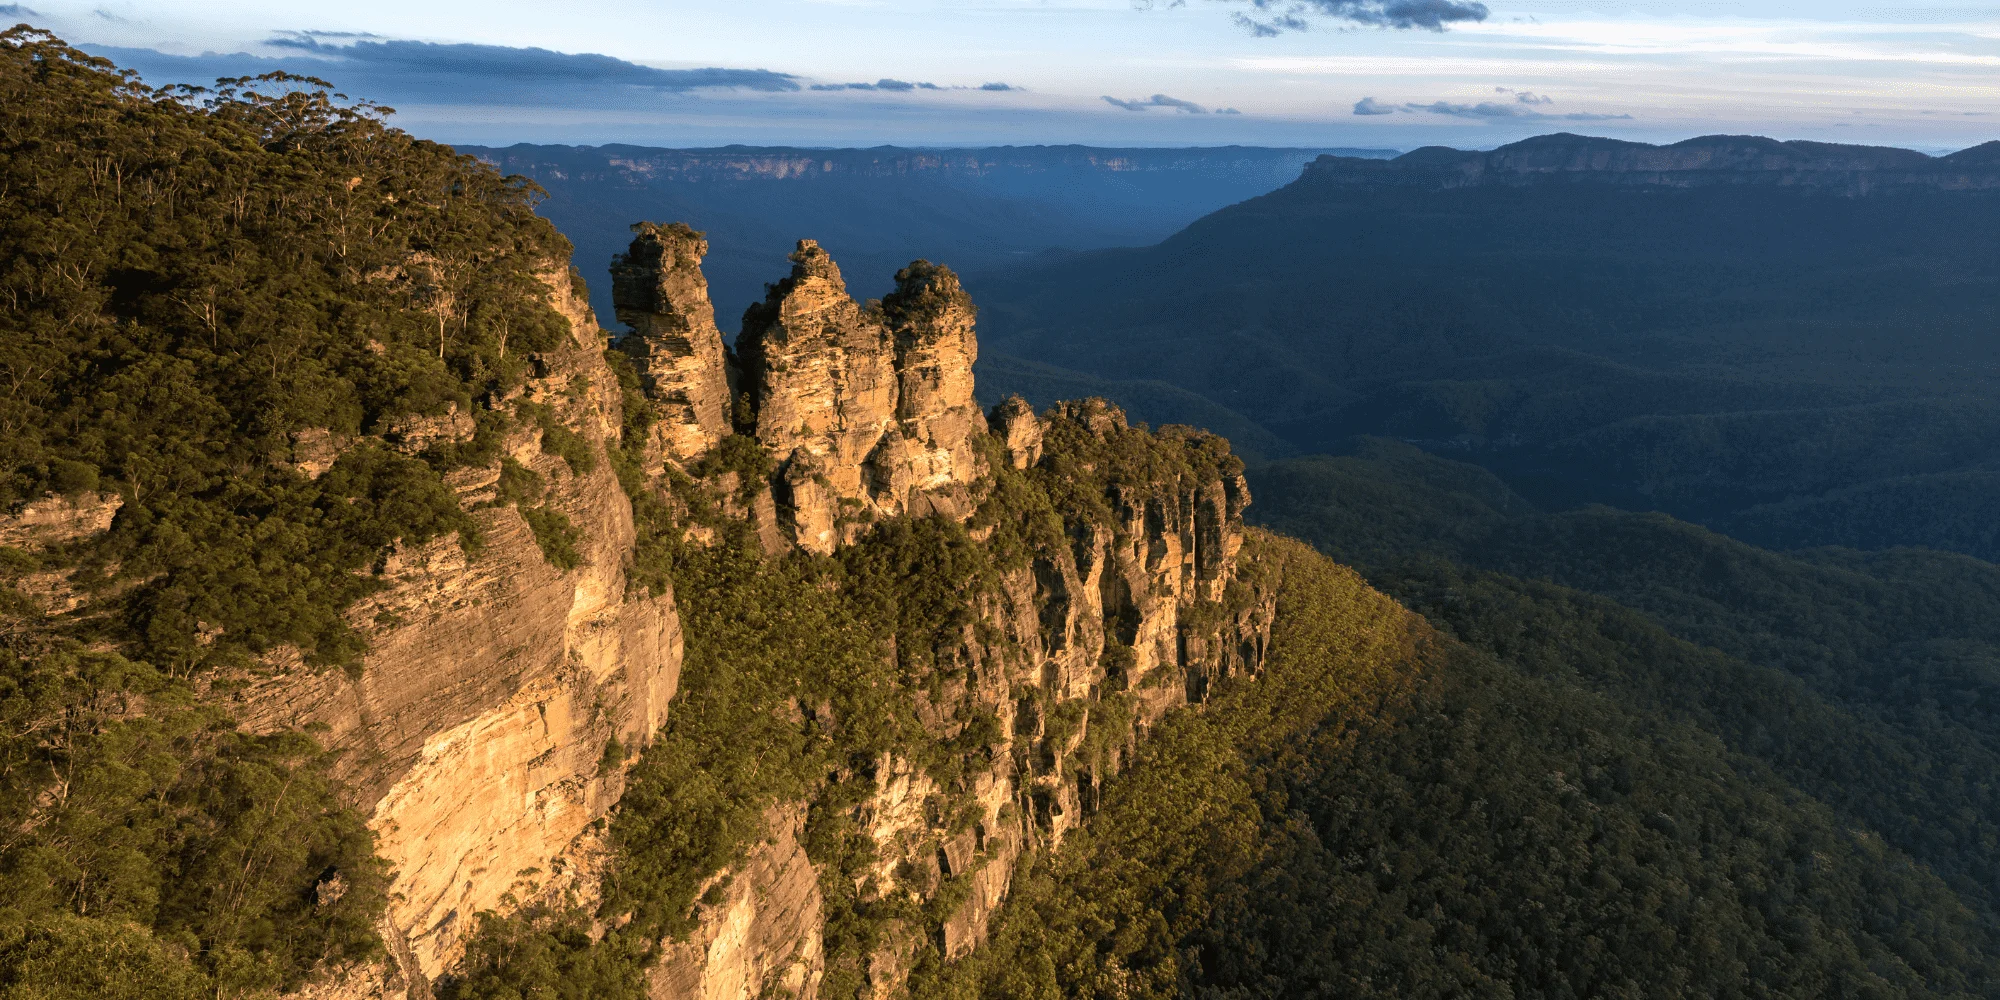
8, 0, 2000, 151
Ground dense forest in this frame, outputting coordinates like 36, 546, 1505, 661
915, 537, 2000, 1000
968, 137, 2000, 563
9, 26, 2000, 1000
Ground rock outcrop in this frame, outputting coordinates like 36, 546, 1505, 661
245, 229, 1270, 1000
0, 491, 122, 548
240, 270, 684, 993
988, 396, 1042, 470
612, 222, 734, 464
735, 241, 986, 553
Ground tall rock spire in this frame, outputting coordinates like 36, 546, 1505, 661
728, 240, 988, 552
883, 260, 984, 500
610, 221, 732, 463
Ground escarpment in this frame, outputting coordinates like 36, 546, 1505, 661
580, 229, 1271, 1000
1303, 132, 2000, 194
138, 221, 1266, 1000
233, 271, 684, 992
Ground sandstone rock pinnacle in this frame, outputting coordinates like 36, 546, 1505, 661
988, 396, 1042, 470
611, 222, 733, 463
735, 240, 986, 552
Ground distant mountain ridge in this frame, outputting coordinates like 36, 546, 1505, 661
457, 142, 1396, 331
495, 142, 1397, 182
1306, 132, 2000, 192
969, 130, 2000, 560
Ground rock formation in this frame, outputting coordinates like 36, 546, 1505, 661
0, 490, 121, 548
240, 270, 683, 993
240, 230, 1269, 1000
987, 396, 1042, 470
733, 241, 986, 553
612, 222, 734, 464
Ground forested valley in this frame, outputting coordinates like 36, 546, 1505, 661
6, 25, 2000, 1000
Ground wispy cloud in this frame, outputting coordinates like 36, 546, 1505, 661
1405, 99, 1631, 121
1496, 86, 1552, 105
266, 34, 800, 92
811, 78, 941, 92
1353, 89, 1630, 121
1103, 93, 1209, 113
1192, 0, 1488, 36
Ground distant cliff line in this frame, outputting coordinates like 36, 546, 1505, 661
462, 143, 1398, 184
1304, 132, 2000, 193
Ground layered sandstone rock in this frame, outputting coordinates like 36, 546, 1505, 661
649, 806, 825, 1000
0, 491, 121, 548
736, 241, 986, 553
241, 270, 684, 994
612, 222, 734, 464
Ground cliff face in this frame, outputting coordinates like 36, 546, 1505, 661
1304, 133, 2000, 194
625, 238, 1267, 1000
239, 273, 684, 992
643, 393, 1269, 1000
238, 228, 1267, 1000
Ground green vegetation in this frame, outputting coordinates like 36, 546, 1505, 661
914, 538, 2000, 1000
0, 27, 572, 669
0, 647, 388, 996
0, 29, 581, 997
1252, 440, 2000, 921
440, 401, 1250, 998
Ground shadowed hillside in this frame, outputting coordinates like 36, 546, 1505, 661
973, 133, 2000, 558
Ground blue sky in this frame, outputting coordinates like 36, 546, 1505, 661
11, 1, 2000, 151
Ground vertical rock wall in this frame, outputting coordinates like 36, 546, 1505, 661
239, 271, 685, 995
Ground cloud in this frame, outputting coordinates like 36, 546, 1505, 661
979, 82, 1019, 92
1102, 93, 1208, 113
265, 34, 800, 92
1200, 0, 1488, 35
1216, 107, 1242, 114
1406, 99, 1631, 121
0, 3, 42, 15
1353, 96, 1395, 115
810, 78, 945, 92
1495, 86, 1553, 105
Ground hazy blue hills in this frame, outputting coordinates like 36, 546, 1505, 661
969, 132, 2000, 560
456, 142, 1393, 333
